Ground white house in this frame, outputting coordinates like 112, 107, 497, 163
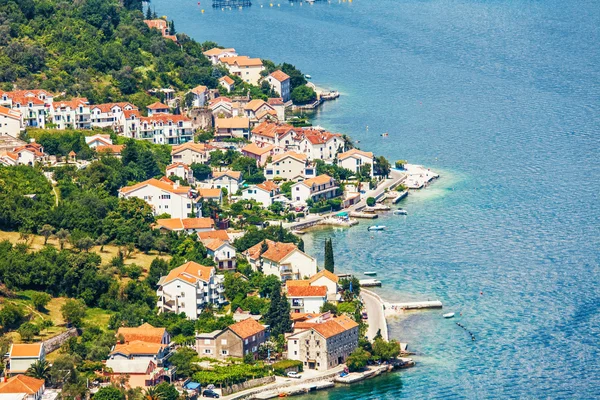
264, 151, 316, 181
286, 315, 358, 371
0, 375, 45, 400
243, 99, 277, 124
298, 130, 344, 161
214, 117, 250, 140
203, 47, 238, 65
1, 142, 49, 166
286, 285, 327, 314
290, 174, 339, 203
267, 98, 286, 121
190, 85, 208, 108
0, 106, 22, 138
119, 109, 142, 138
138, 114, 194, 145
244, 239, 317, 281
337, 148, 374, 177
171, 142, 214, 165
146, 102, 170, 116
206, 239, 237, 270
85, 134, 113, 149
118, 178, 199, 219
220, 56, 264, 85
267, 70, 291, 102
209, 97, 234, 119
166, 162, 195, 184
210, 170, 244, 194
308, 270, 339, 302
241, 181, 280, 208
51, 98, 91, 130
1, 90, 51, 130
156, 261, 225, 319
7, 343, 46, 375
219, 76, 235, 92
90, 102, 137, 129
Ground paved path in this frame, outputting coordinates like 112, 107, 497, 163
361, 289, 389, 341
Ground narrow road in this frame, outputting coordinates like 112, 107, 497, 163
361, 289, 389, 342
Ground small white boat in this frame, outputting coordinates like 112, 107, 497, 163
305, 74, 312, 79
393, 209, 408, 215
443, 312, 455, 319
364, 271, 377, 276
367, 225, 386, 231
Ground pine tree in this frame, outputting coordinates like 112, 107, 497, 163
145, 5, 152, 20
266, 285, 281, 334
278, 293, 292, 334
324, 238, 335, 273
152, 7, 158, 18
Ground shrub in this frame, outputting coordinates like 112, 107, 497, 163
272, 360, 303, 376
366, 197, 376, 207
31, 292, 52, 311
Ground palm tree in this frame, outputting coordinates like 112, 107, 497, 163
26, 360, 50, 381
144, 386, 164, 400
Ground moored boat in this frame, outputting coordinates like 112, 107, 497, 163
367, 225, 386, 231
364, 271, 377, 276
393, 209, 408, 215
443, 312, 455, 319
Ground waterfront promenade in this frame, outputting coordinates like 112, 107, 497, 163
361, 289, 389, 341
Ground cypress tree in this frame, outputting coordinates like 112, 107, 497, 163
169, 20, 176, 35
278, 293, 292, 334
324, 238, 335, 273
266, 285, 281, 334
145, 5, 152, 20
298, 238, 304, 252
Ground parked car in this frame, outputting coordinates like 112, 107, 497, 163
202, 389, 220, 398
361, 312, 368, 320
287, 371, 301, 379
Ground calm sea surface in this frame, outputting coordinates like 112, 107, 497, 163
155, 0, 600, 397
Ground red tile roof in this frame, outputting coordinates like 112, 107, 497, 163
309, 270, 339, 284
147, 101, 169, 109
0, 375, 44, 395
155, 217, 215, 231
10, 343, 42, 358
228, 318, 265, 339
119, 178, 191, 195
287, 285, 327, 298
246, 239, 298, 262
116, 323, 167, 344
269, 70, 290, 82
162, 261, 214, 285
112, 340, 163, 356
242, 142, 274, 156
220, 76, 235, 85
198, 230, 230, 242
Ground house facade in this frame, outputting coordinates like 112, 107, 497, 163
337, 149, 374, 177
156, 261, 225, 319
219, 76, 235, 92
195, 318, 266, 359
0, 375, 45, 400
118, 178, 198, 219
138, 115, 193, 145
241, 142, 275, 165
220, 56, 264, 85
166, 162, 195, 184
244, 239, 317, 281
241, 181, 280, 208
0, 106, 22, 138
203, 47, 238, 65
214, 117, 250, 139
264, 151, 316, 181
171, 142, 213, 165
290, 174, 339, 203
190, 85, 208, 108
206, 240, 237, 270
7, 343, 46, 375
287, 285, 328, 314
210, 171, 243, 194
286, 315, 359, 371
52, 98, 91, 130
267, 70, 291, 102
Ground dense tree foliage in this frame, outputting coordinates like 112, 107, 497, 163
233, 225, 299, 252
324, 238, 335, 273
0, 0, 218, 102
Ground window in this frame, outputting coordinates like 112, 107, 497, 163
294, 351, 297, 355
252, 335, 256, 341
204, 339, 211, 345
244, 339, 248, 345
221, 350, 228, 355
204, 349, 212, 354
221, 339, 227, 345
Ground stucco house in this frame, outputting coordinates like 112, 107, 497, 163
190, 85, 208, 108
205, 239, 237, 270
214, 117, 250, 140
0, 375, 45, 400
0, 105, 23, 138
286, 315, 359, 371
267, 70, 291, 102
171, 142, 214, 165
166, 162, 194, 184
7, 344, 45, 375
244, 239, 317, 281
241, 142, 275, 165
290, 174, 339, 203
220, 56, 264, 85
195, 318, 267, 360
337, 148, 374, 177
203, 47, 238, 65
241, 181, 281, 208
264, 151, 316, 181
287, 285, 328, 314
219, 76, 235, 92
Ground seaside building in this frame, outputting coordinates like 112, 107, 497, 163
0, 142, 50, 167
154, 217, 215, 234
0, 90, 53, 130
219, 76, 236, 92
138, 114, 193, 145
267, 70, 291, 102
244, 239, 317, 281
190, 85, 209, 108
171, 142, 213, 165
203, 47, 238, 65
241, 181, 282, 208
243, 99, 278, 125
0, 106, 23, 138
263, 151, 316, 181
267, 98, 286, 121
195, 318, 266, 360
209, 170, 244, 194
337, 148, 374, 177
290, 174, 340, 203
286, 315, 359, 371
286, 285, 328, 314
205, 239, 237, 270
85, 134, 113, 149
7, 343, 46, 375
90, 102, 138, 129
214, 116, 250, 139
146, 102, 170, 116
0, 375, 45, 400
118, 177, 199, 219
51, 98, 91, 130
156, 261, 225, 319
219, 56, 264, 85
166, 162, 195, 184
241, 142, 275, 165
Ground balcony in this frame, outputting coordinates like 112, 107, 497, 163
292, 299, 304, 307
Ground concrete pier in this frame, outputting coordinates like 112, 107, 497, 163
387, 300, 443, 310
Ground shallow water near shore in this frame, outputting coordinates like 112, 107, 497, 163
155, 0, 600, 397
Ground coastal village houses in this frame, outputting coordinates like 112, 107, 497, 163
209, 170, 244, 194
118, 178, 198, 219
219, 56, 265, 85
171, 142, 213, 165
85, 134, 113, 149
0, 105, 23, 137
205, 239, 237, 270
190, 85, 209, 108
219, 76, 235, 92
286, 314, 359, 371
337, 148, 374, 177
7, 343, 46, 375
241, 181, 281, 208
154, 217, 215, 234
243, 99, 278, 125
286, 284, 328, 314
241, 142, 275, 165
214, 117, 251, 140
0, 89, 52, 130
0, 142, 49, 167
267, 70, 291, 102
0, 375, 46, 400
244, 239, 317, 281
166, 162, 195, 184
195, 318, 266, 360
51, 98, 91, 130
156, 261, 225, 319
264, 151, 316, 182
203, 47, 238, 65
290, 174, 340, 203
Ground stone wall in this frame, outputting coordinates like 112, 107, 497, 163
221, 376, 276, 396
188, 108, 213, 131
43, 328, 78, 354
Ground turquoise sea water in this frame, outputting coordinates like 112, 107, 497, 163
154, 0, 600, 397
